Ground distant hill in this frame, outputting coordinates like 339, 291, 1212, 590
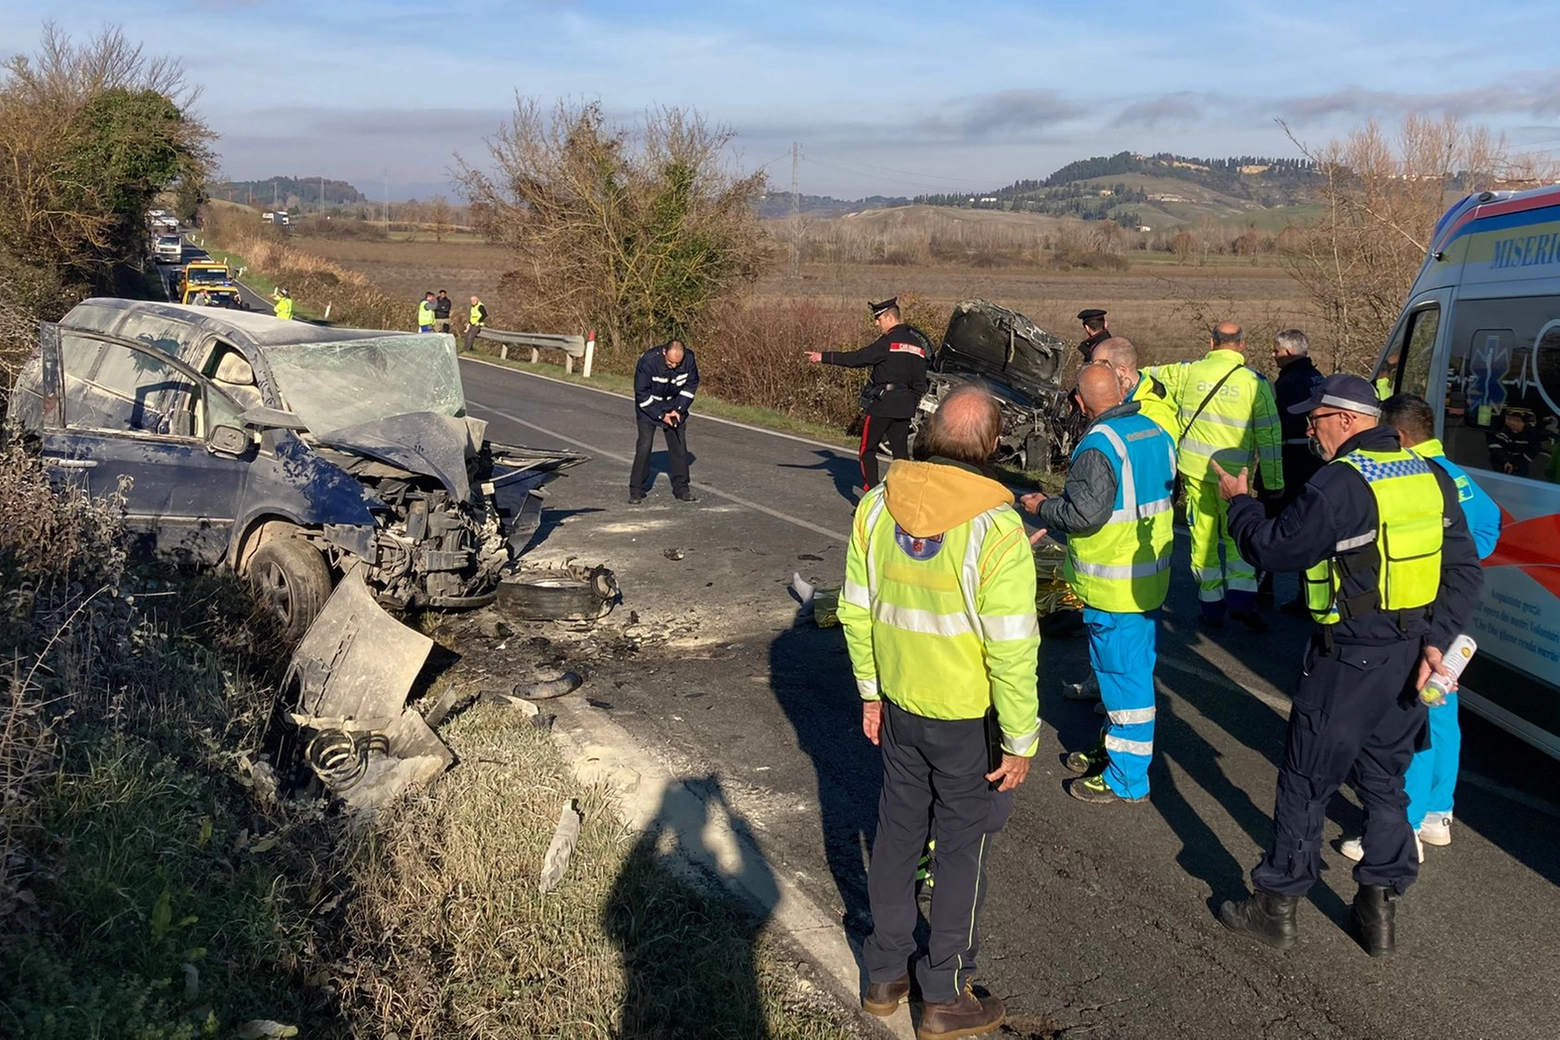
759, 191, 910, 219
210, 176, 367, 208
910, 152, 1322, 228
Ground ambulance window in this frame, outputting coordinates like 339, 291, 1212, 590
1398, 307, 1437, 400
1440, 296, 1560, 482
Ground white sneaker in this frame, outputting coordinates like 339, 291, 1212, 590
1419, 815, 1452, 847
1064, 674, 1101, 701
1338, 832, 1423, 863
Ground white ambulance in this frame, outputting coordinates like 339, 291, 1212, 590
1375, 183, 1560, 759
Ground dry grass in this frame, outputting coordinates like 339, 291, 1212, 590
288, 229, 1319, 377
334, 705, 858, 1040
757, 261, 1319, 375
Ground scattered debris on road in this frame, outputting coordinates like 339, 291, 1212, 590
538, 798, 585, 893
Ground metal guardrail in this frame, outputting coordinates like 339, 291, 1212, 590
474, 328, 595, 376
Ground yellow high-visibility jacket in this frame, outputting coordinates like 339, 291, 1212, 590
838, 458, 1041, 756
1146, 348, 1283, 489
1129, 372, 1179, 446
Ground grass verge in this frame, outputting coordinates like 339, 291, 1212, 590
0, 445, 861, 1039
333, 704, 858, 1039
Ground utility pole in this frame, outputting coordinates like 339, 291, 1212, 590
789, 141, 801, 279
320, 174, 325, 213
383, 169, 391, 233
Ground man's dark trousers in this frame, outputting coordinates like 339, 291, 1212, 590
629, 417, 689, 496
1252, 637, 1427, 897
859, 415, 910, 489
864, 700, 1012, 1004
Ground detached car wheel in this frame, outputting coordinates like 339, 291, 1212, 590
247, 537, 333, 640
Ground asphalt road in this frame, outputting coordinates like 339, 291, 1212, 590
154, 237, 273, 311
465, 358, 1558, 1040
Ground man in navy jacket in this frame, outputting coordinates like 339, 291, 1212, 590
630, 339, 700, 503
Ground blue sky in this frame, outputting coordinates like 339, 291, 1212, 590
6, 1, 1560, 201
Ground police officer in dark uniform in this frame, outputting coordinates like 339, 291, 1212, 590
629, 339, 701, 504
1209, 374, 1482, 957
1077, 308, 1111, 362
806, 297, 929, 490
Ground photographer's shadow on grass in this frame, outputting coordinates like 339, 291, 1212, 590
602, 773, 780, 1039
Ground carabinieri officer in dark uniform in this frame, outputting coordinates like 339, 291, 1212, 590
1209, 374, 1482, 957
1077, 308, 1111, 362
807, 297, 929, 491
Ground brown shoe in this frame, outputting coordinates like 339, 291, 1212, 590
863, 974, 910, 1016
917, 984, 1005, 1040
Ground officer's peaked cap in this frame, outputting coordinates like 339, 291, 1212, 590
1288, 373, 1381, 417
1077, 308, 1107, 322
869, 297, 898, 317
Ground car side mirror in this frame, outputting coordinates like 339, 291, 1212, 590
207, 424, 252, 457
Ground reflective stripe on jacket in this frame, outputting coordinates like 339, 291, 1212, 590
838, 464, 1041, 756
1129, 373, 1179, 446
1066, 411, 1177, 612
1147, 348, 1283, 488
1303, 447, 1444, 624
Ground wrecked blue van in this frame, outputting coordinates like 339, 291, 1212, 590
7, 299, 585, 637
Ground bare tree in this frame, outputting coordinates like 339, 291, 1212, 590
457, 99, 772, 354
1279, 114, 1556, 373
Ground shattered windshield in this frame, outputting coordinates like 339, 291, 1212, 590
263, 334, 465, 435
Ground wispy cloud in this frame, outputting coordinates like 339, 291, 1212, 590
916, 90, 1084, 141
1276, 73, 1560, 124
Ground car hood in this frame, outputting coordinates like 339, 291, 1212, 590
316, 412, 481, 499
936, 299, 1066, 404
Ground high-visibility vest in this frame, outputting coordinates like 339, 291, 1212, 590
417, 301, 435, 327
1129, 373, 1179, 446
1065, 411, 1178, 613
1375, 376, 1393, 400
469, 302, 485, 326
274, 297, 293, 321
837, 468, 1040, 756
1302, 447, 1444, 625
1147, 348, 1283, 489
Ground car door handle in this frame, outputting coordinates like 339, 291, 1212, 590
49, 459, 98, 469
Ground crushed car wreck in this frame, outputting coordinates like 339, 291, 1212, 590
7, 299, 608, 811
7, 298, 588, 638
909, 299, 1072, 471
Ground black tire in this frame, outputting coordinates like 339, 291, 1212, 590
247, 536, 333, 641
496, 567, 617, 622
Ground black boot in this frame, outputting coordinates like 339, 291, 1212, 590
1352, 884, 1397, 957
1218, 889, 1299, 949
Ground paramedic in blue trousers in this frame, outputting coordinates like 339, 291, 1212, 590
1211, 375, 1482, 957
628, 340, 701, 504
1334, 394, 1501, 861
1021, 364, 1177, 804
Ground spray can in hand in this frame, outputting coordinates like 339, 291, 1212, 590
1421, 634, 1477, 706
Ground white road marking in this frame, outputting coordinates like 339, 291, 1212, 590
481, 406, 850, 542
463, 354, 867, 454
